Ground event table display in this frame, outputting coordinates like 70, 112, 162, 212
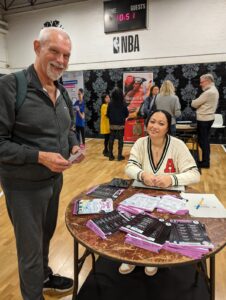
65, 182, 226, 300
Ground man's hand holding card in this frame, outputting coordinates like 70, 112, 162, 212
69, 146, 85, 164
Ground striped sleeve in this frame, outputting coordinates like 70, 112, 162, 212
172, 139, 200, 186
125, 138, 144, 180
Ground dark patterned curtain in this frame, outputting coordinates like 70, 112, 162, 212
84, 62, 226, 143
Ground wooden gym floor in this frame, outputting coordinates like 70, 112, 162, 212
0, 139, 225, 300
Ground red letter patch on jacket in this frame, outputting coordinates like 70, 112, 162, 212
164, 159, 176, 173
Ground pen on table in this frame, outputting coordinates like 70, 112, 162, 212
196, 198, 204, 210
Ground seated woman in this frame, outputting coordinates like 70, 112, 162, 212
119, 109, 200, 276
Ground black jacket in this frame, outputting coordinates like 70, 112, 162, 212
0, 64, 77, 184
107, 102, 129, 126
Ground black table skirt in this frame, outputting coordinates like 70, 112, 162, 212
77, 257, 210, 300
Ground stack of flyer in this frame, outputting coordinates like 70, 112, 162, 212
118, 193, 160, 214
73, 198, 113, 215
86, 210, 133, 239
121, 214, 172, 253
86, 178, 130, 200
86, 184, 124, 200
85, 212, 213, 259
156, 195, 188, 215
118, 193, 188, 215
163, 219, 214, 259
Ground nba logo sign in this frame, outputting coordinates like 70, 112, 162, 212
113, 35, 140, 54
113, 37, 120, 53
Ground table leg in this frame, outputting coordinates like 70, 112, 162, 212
210, 256, 215, 300
72, 239, 79, 300
91, 252, 96, 273
72, 240, 96, 300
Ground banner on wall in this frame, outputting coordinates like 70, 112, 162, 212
124, 118, 145, 143
123, 71, 153, 142
62, 71, 84, 103
123, 71, 153, 112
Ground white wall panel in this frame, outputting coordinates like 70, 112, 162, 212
0, 33, 9, 74
3, 0, 226, 71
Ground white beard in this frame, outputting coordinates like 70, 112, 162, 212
46, 61, 65, 81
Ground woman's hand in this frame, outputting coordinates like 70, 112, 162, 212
141, 172, 156, 186
153, 175, 172, 188
141, 172, 172, 188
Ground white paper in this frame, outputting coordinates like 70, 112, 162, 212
181, 193, 226, 218
158, 195, 187, 213
120, 193, 160, 212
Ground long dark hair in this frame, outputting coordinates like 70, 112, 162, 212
101, 93, 110, 104
149, 85, 159, 97
145, 109, 172, 135
111, 87, 125, 106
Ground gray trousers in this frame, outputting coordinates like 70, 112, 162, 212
2, 174, 63, 300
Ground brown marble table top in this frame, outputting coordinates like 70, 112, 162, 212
65, 184, 226, 267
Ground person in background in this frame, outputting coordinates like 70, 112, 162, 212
155, 80, 181, 135
107, 87, 129, 161
191, 73, 219, 168
120, 110, 200, 276
74, 88, 85, 149
143, 85, 160, 119
0, 27, 79, 300
100, 93, 110, 156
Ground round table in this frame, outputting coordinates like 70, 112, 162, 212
65, 184, 226, 300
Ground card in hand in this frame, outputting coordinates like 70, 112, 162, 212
68, 150, 85, 163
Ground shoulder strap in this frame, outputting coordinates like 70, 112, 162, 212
13, 72, 75, 122
60, 85, 75, 123
13, 70, 27, 113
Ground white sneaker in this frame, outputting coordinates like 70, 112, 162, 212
119, 263, 135, 275
144, 267, 158, 276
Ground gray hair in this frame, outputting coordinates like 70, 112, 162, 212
38, 27, 71, 45
200, 73, 214, 83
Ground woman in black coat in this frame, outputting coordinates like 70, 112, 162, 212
107, 87, 129, 161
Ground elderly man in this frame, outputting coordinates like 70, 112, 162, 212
0, 27, 79, 300
191, 74, 219, 168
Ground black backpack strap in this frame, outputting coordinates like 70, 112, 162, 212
13, 70, 27, 113
13, 72, 74, 122
60, 85, 75, 123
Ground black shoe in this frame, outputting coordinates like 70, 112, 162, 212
118, 155, 125, 161
43, 274, 73, 293
109, 155, 115, 161
103, 150, 109, 157
198, 161, 210, 169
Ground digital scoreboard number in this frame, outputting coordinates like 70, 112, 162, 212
104, 0, 147, 34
